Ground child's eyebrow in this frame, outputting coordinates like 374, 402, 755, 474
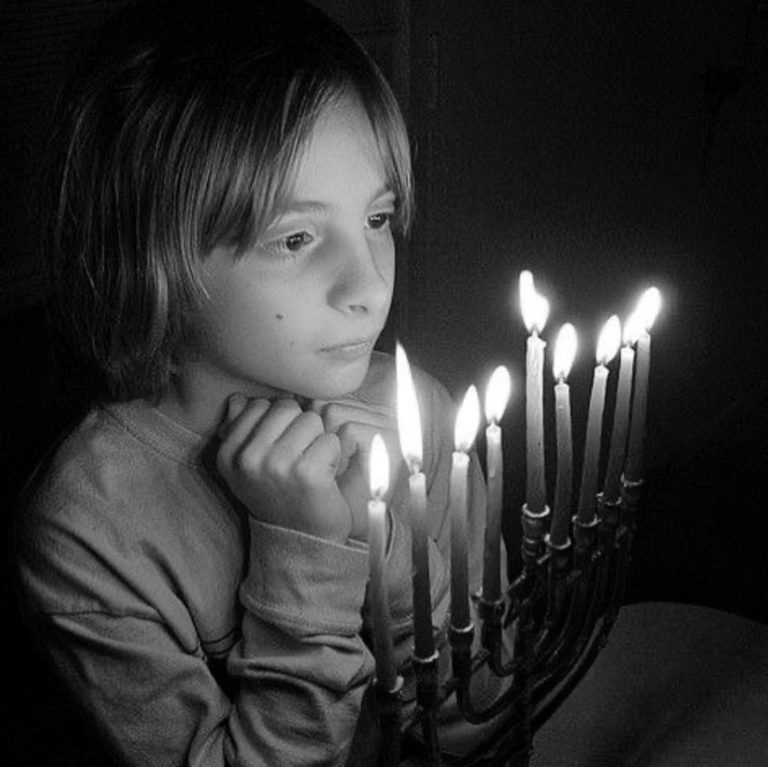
277, 200, 329, 215
369, 186, 396, 204
279, 187, 397, 215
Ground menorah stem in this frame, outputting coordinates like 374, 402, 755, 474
527, 517, 617, 712
529, 516, 601, 673
545, 538, 571, 623
530, 547, 632, 732
412, 652, 442, 765
512, 605, 538, 766
375, 677, 403, 767
530, 494, 635, 728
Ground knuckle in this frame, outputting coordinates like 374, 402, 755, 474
293, 457, 319, 485
319, 403, 342, 428
274, 398, 301, 416
299, 410, 323, 432
263, 448, 291, 479
232, 445, 260, 475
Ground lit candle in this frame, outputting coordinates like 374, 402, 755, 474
367, 434, 397, 691
395, 343, 434, 660
550, 324, 577, 547
519, 271, 550, 514
576, 316, 621, 522
450, 384, 481, 629
482, 365, 512, 603
602, 316, 640, 503
625, 287, 662, 483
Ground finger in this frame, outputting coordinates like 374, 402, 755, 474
265, 410, 325, 473
218, 397, 271, 451
219, 399, 300, 471
295, 431, 342, 485
313, 400, 394, 434
226, 393, 249, 423
241, 398, 303, 446
336, 420, 377, 461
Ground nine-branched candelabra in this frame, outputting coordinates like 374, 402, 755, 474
370, 280, 662, 765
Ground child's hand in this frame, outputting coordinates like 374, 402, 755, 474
310, 397, 400, 542
216, 395, 356, 544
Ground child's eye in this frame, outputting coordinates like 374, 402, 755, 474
282, 231, 313, 251
261, 230, 314, 258
366, 212, 393, 231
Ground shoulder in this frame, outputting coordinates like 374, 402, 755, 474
14, 404, 191, 614
21, 404, 155, 521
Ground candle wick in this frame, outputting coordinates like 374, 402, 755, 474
407, 458, 422, 475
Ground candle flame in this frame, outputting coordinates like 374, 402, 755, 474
395, 342, 423, 470
484, 365, 511, 424
369, 433, 390, 498
519, 270, 549, 334
596, 315, 621, 364
455, 385, 480, 453
553, 323, 578, 380
636, 286, 662, 331
623, 310, 644, 345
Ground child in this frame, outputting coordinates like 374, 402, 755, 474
14, 0, 508, 763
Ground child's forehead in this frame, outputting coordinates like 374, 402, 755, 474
277, 97, 393, 201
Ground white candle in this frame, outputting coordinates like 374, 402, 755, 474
450, 385, 480, 629
395, 343, 434, 660
551, 324, 577, 546
367, 434, 396, 691
482, 366, 511, 603
625, 288, 661, 483
520, 271, 550, 513
602, 319, 637, 503
577, 316, 620, 522
625, 331, 650, 484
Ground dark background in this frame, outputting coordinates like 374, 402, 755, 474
1, 1, 767, 763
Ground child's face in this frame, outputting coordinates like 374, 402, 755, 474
187, 96, 396, 401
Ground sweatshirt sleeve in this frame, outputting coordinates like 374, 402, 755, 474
226, 517, 374, 765
16, 500, 375, 767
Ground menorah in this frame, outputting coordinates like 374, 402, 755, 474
374, 478, 643, 767
365, 276, 662, 766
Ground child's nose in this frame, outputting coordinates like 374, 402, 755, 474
327, 234, 391, 316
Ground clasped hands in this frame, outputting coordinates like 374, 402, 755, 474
217, 394, 400, 545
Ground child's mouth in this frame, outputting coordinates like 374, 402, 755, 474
319, 338, 375, 360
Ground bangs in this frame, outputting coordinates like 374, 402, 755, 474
191, 68, 413, 262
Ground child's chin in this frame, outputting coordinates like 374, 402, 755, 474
301, 362, 370, 400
